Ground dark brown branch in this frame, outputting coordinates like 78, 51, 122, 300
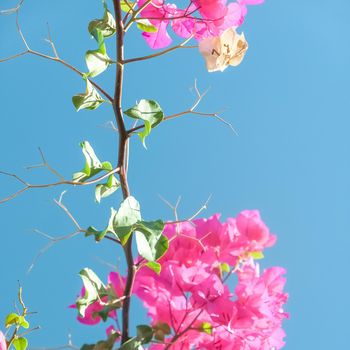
113, 0, 135, 345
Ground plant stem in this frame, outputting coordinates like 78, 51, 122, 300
113, 0, 135, 344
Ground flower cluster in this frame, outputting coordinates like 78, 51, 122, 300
134, 211, 288, 349
75, 211, 288, 349
0, 332, 6, 350
137, 0, 264, 49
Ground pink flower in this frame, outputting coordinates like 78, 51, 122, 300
137, 0, 264, 48
134, 212, 288, 349
0, 332, 7, 350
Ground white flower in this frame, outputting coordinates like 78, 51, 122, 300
199, 27, 248, 72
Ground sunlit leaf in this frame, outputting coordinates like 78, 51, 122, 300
72, 80, 105, 112
95, 175, 120, 203
136, 19, 158, 33
13, 338, 28, 350
124, 99, 164, 147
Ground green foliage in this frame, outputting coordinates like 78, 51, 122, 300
199, 322, 213, 335
135, 220, 168, 262
109, 196, 142, 245
120, 0, 136, 13
12, 338, 28, 350
80, 331, 120, 350
95, 175, 120, 203
85, 197, 169, 264
118, 324, 154, 350
76, 268, 107, 317
88, 2, 116, 39
124, 99, 164, 147
146, 261, 161, 274
136, 325, 154, 344
220, 262, 230, 274
72, 142, 118, 202
152, 322, 171, 342
72, 79, 106, 111
251, 251, 264, 260
135, 19, 158, 33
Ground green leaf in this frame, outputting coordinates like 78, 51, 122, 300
95, 175, 120, 203
136, 325, 154, 344
17, 316, 29, 329
153, 322, 171, 342
76, 268, 106, 317
112, 196, 141, 245
251, 251, 264, 260
73, 80, 105, 112
85, 226, 108, 242
73, 141, 111, 182
220, 262, 230, 273
136, 19, 158, 33
199, 322, 212, 335
88, 7, 116, 39
124, 99, 164, 147
146, 261, 161, 274
13, 338, 28, 350
119, 337, 143, 350
85, 208, 118, 242
85, 46, 111, 78
5, 313, 20, 328
120, 0, 135, 12
135, 220, 168, 262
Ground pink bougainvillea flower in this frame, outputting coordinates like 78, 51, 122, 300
134, 211, 288, 349
199, 27, 248, 72
0, 332, 7, 350
138, 0, 264, 48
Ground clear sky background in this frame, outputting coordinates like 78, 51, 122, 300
1, 0, 350, 349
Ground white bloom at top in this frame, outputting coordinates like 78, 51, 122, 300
199, 28, 248, 72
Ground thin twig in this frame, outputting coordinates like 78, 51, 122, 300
0, 11, 113, 102
0, 167, 120, 204
124, 38, 197, 64
127, 81, 237, 135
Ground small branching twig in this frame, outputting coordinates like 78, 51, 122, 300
123, 37, 197, 64
0, 148, 120, 203
127, 81, 237, 135
0, 8, 113, 102
0, 167, 120, 204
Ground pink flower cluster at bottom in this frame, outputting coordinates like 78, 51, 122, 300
76, 211, 288, 350
134, 212, 288, 349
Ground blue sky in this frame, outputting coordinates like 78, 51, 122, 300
1, 0, 350, 349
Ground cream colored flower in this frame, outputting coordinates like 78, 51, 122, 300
198, 28, 248, 72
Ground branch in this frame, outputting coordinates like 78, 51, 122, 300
123, 38, 197, 64
0, 11, 113, 102
124, 0, 153, 32
127, 81, 237, 135
0, 167, 120, 204
113, 0, 134, 344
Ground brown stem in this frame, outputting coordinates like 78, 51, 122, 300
113, 0, 135, 344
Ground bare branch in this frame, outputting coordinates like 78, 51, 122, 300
127, 81, 236, 135
0, 10, 113, 102
167, 194, 212, 226
28, 229, 82, 274
0, 0, 24, 15
123, 37, 197, 64
0, 166, 120, 204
